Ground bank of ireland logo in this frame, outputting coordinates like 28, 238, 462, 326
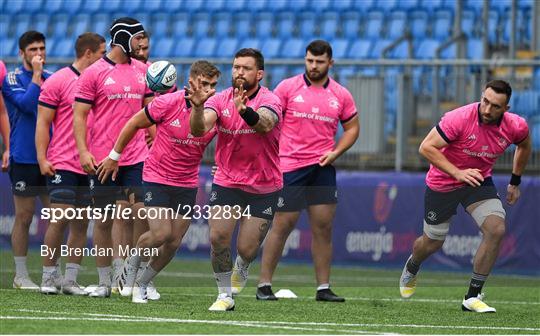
277, 197, 285, 208
145, 192, 153, 202
209, 191, 217, 202
51, 174, 62, 184
427, 211, 437, 222
15, 181, 26, 192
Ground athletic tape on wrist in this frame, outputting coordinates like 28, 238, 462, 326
108, 149, 121, 161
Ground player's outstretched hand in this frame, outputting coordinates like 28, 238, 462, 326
454, 168, 484, 187
319, 151, 338, 167
96, 157, 119, 184
506, 184, 520, 205
233, 85, 248, 113
80, 151, 97, 175
38, 159, 56, 177
185, 76, 215, 108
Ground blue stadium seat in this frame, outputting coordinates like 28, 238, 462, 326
192, 12, 211, 38
261, 38, 281, 59
237, 38, 261, 50
352, 0, 375, 12
153, 37, 174, 58
513, 91, 540, 119
125, 0, 144, 13
0, 14, 10, 37
81, 0, 102, 13
373, 0, 397, 12
347, 39, 372, 59
288, 0, 307, 12
166, 0, 183, 12
420, 0, 443, 12
320, 12, 340, 40
215, 38, 239, 58
461, 9, 478, 37
151, 13, 169, 38
370, 39, 392, 58
342, 12, 361, 39
276, 12, 296, 38
439, 43, 456, 59
466, 38, 484, 59
131, 13, 150, 30
331, 39, 349, 59
90, 14, 110, 36
250, 0, 268, 12
255, 12, 274, 38
415, 39, 440, 59
410, 10, 428, 38
205, 0, 225, 12
299, 12, 317, 38
0, 38, 16, 58
491, 0, 511, 15
232, 12, 252, 38
62, 0, 83, 15
465, 0, 483, 11
432, 10, 452, 38
387, 11, 407, 39
397, 0, 419, 11
267, 0, 288, 12
487, 10, 499, 43
13, 14, 32, 39
267, 65, 287, 89
50, 14, 70, 38
358, 67, 379, 76
280, 38, 304, 58
71, 14, 91, 38
173, 37, 195, 57
21, 0, 44, 14
311, 0, 332, 13
334, 0, 353, 12
193, 38, 217, 57
227, 0, 247, 12
103, 0, 123, 13
364, 11, 384, 39
180, 0, 204, 12
440, 0, 456, 10
142, 0, 163, 12
172, 13, 190, 38
33, 14, 50, 37
387, 40, 409, 59
213, 12, 232, 38
3, 0, 24, 15
335, 66, 357, 86
52, 38, 75, 58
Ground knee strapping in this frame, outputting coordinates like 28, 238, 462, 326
470, 198, 506, 227
423, 220, 450, 241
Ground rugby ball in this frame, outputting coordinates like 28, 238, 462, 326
146, 60, 177, 93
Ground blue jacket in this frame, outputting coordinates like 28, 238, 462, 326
2, 65, 52, 164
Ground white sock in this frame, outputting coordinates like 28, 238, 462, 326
42, 266, 56, 282
317, 283, 330, 291
64, 263, 80, 283
258, 282, 272, 288
14, 256, 29, 277
128, 254, 141, 270
97, 266, 112, 286
234, 255, 250, 271
138, 265, 158, 286
55, 258, 61, 273
112, 258, 123, 275
214, 271, 233, 297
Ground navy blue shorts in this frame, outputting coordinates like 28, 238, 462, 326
424, 177, 500, 225
142, 181, 198, 216
89, 162, 144, 208
8, 160, 47, 197
209, 184, 280, 220
47, 170, 92, 207
278, 164, 337, 211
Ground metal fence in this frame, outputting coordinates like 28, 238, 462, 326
2, 57, 539, 174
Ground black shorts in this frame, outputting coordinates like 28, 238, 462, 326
89, 162, 144, 208
142, 181, 197, 216
209, 184, 280, 220
47, 170, 92, 207
424, 177, 500, 225
278, 164, 338, 211
8, 160, 47, 197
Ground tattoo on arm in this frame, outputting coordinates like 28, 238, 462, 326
211, 246, 232, 273
253, 108, 278, 133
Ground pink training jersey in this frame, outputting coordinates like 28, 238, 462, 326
205, 86, 283, 194
38, 66, 88, 174
143, 90, 216, 187
75, 56, 153, 165
275, 74, 357, 172
0, 61, 6, 88
427, 103, 529, 192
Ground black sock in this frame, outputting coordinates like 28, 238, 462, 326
466, 272, 488, 299
406, 257, 420, 275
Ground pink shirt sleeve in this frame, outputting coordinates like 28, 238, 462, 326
75, 70, 96, 104
204, 92, 223, 118
146, 94, 171, 124
259, 91, 282, 118
339, 88, 357, 123
38, 76, 60, 108
437, 109, 463, 142
512, 116, 529, 144
0, 61, 6, 88
272, 80, 289, 112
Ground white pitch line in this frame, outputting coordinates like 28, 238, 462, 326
8, 309, 539, 332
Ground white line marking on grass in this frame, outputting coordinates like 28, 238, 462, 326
8, 309, 540, 332
4, 311, 385, 335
